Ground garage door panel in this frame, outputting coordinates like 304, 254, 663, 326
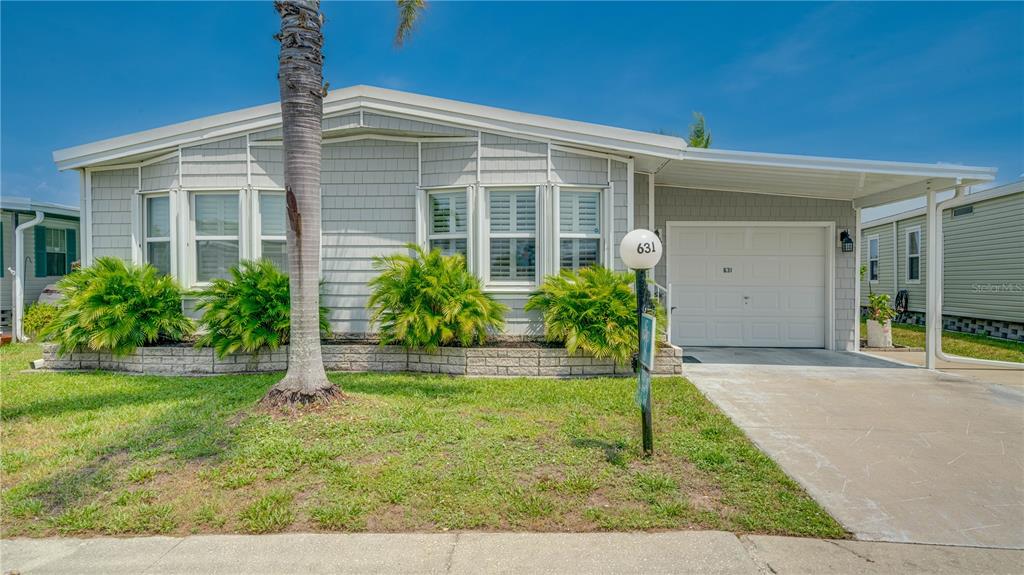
669, 223, 827, 348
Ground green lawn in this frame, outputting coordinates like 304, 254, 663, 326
0, 342, 843, 539
860, 321, 1024, 363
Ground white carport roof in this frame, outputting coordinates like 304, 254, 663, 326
52, 85, 996, 208
638, 147, 996, 209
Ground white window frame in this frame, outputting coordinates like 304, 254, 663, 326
905, 225, 921, 284
556, 187, 604, 272
189, 189, 244, 287
142, 192, 172, 275
255, 189, 287, 267
868, 235, 880, 283
482, 186, 539, 290
424, 187, 470, 261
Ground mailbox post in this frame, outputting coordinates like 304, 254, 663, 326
620, 229, 663, 456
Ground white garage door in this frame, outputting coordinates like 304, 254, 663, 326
667, 224, 828, 348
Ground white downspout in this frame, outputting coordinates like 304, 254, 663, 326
13, 211, 44, 342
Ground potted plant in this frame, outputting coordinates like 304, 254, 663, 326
865, 293, 898, 348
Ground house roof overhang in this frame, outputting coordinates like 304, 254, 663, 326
1, 196, 80, 218
52, 84, 997, 209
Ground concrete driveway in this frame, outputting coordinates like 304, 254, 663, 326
682, 348, 1024, 549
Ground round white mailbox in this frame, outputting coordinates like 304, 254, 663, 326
620, 229, 663, 270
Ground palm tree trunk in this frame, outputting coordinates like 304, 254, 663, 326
261, 0, 339, 406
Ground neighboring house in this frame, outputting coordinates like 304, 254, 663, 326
51, 85, 996, 351
860, 180, 1024, 341
0, 197, 80, 330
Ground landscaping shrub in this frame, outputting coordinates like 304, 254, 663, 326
23, 302, 59, 339
195, 259, 329, 358
526, 266, 664, 365
367, 244, 506, 350
42, 257, 193, 356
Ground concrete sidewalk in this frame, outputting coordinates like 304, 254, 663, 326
863, 349, 1024, 388
3, 532, 1023, 574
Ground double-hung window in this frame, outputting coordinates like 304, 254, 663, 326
145, 195, 171, 275
45, 228, 67, 276
488, 189, 536, 282
258, 192, 288, 271
428, 190, 468, 258
193, 192, 240, 282
559, 190, 601, 271
868, 236, 879, 282
906, 227, 921, 283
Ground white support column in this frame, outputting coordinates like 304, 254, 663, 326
925, 189, 939, 369
648, 174, 655, 233
854, 206, 862, 352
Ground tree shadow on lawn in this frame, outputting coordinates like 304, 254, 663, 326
333, 373, 469, 400
5, 371, 273, 518
571, 437, 628, 466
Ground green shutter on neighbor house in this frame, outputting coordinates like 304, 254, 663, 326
65, 228, 77, 272
0, 221, 4, 272
34, 225, 48, 277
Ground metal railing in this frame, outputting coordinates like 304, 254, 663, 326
651, 282, 672, 343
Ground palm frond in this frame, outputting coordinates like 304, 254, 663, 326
394, 0, 426, 46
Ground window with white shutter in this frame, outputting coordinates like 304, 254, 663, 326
488, 189, 536, 282
428, 191, 468, 258
559, 190, 601, 271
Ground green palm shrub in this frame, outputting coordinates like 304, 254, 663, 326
42, 257, 193, 356
367, 244, 507, 350
195, 259, 329, 358
23, 302, 60, 340
526, 266, 664, 366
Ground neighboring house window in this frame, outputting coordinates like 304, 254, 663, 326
145, 195, 171, 276
193, 192, 239, 282
868, 236, 879, 282
45, 228, 67, 276
488, 189, 536, 282
428, 190, 468, 258
259, 192, 287, 271
559, 190, 601, 271
906, 227, 921, 283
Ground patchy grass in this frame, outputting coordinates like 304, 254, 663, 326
861, 320, 1023, 363
0, 342, 844, 538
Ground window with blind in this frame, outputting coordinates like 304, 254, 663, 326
906, 227, 921, 282
428, 191, 468, 258
145, 195, 171, 275
559, 190, 601, 271
45, 228, 67, 276
868, 236, 879, 282
488, 189, 536, 281
193, 193, 239, 282
259, 192, 288, 271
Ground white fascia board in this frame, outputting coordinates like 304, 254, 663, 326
861, 178, 1024, 227
0, 196, 80, 217
55, 85, 686, 171
679, 147, 997, 181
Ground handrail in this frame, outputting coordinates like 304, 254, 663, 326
651, 282, 672, 343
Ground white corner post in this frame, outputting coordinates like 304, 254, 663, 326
924, 189, 939, 369
13, 211, 45, 342
854, 206, 862, 352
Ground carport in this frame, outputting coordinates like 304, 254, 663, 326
631, 146, 997, 366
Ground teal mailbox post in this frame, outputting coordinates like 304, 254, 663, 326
620, 229, 663, 456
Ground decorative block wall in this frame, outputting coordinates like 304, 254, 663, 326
41, 343, 684, 377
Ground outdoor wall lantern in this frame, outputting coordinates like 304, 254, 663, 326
839, 230, 855, 253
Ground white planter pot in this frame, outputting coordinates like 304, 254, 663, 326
866, 319, 892, 348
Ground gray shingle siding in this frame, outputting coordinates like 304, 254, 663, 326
322, 112, 360, 132
550, 149, 606, 185
650, 185, 857, 351
140, 156, 179, 191
90, 168, 135, 260
363, 112, 474, 136
320, 139, 418, 334
611, 160, 629, 272
250, 145, 284, 189
420, 142, 477, 187
181, 136, 248, 189
633, 172, 650, 231
479, 133, 547, 184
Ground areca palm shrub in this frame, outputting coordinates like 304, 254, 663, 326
526, 266, 664, 366
367, 244, 507, 350
195, 259, 329, 358
42, 257, 193, 357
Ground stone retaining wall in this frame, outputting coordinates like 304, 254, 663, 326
41, 343, 684, 377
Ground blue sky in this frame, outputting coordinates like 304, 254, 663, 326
2, 1, 1021, 209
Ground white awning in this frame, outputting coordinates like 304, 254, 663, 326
640, 147, 996, 208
